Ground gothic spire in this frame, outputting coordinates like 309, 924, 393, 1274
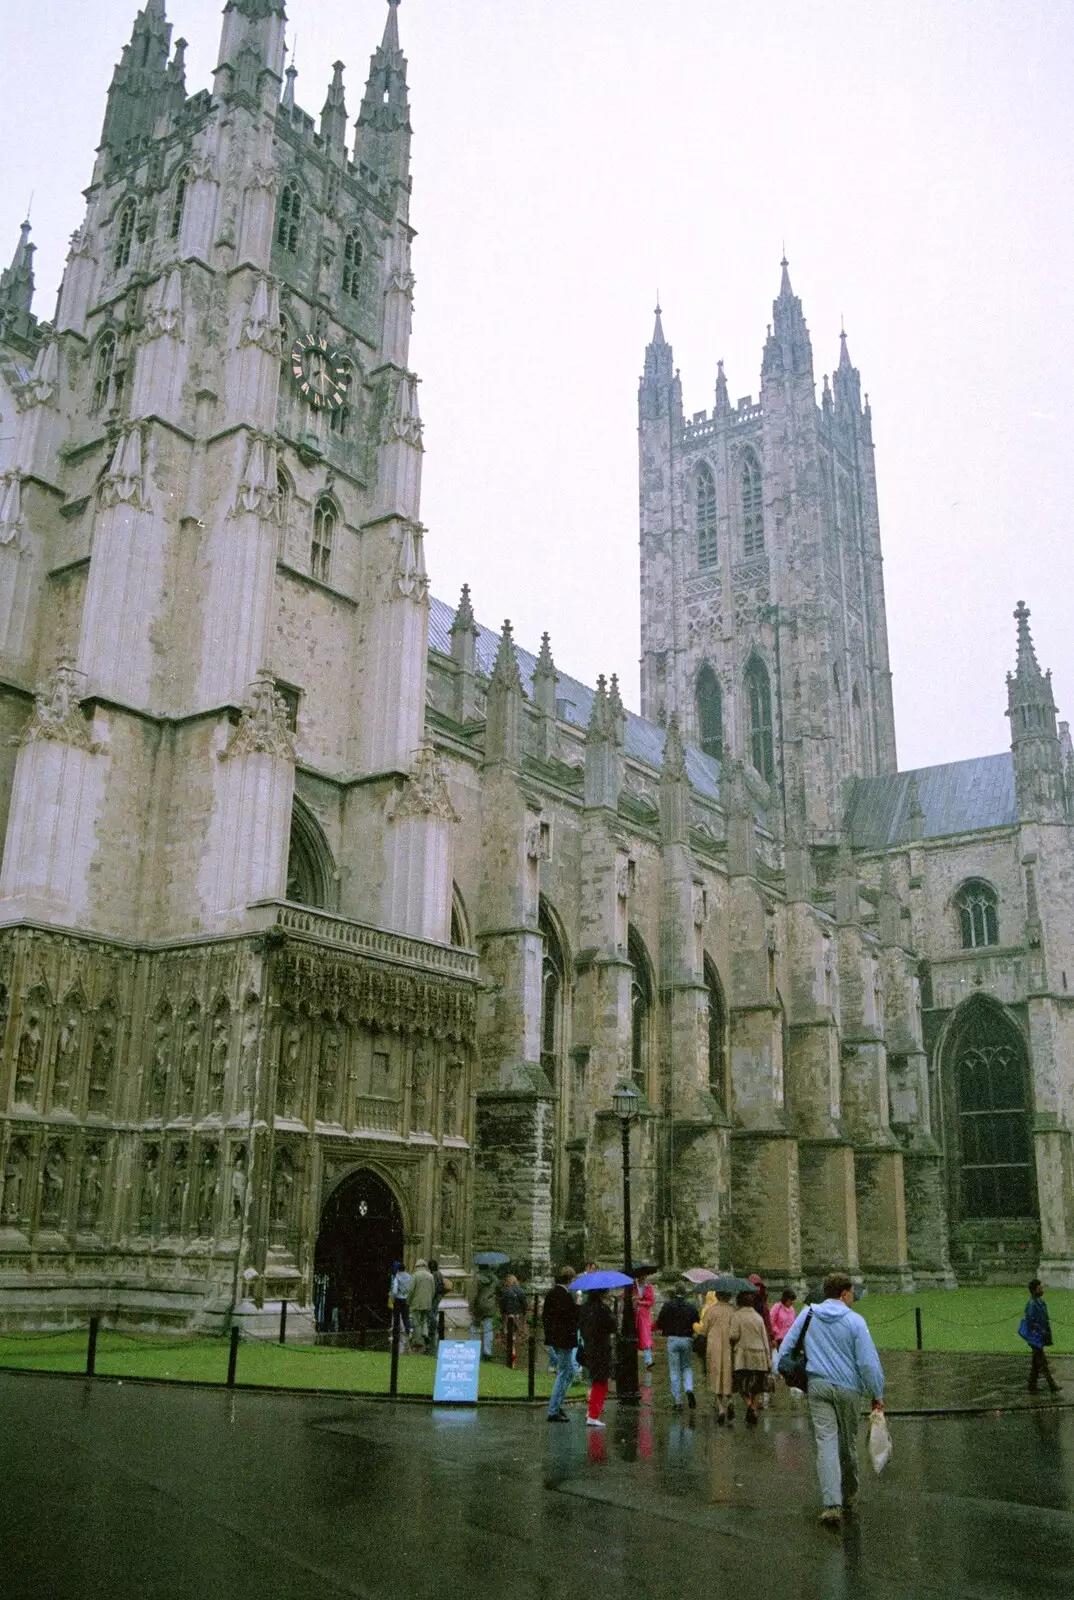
532, 632, 559, 722
651, 299, 666, 346
763, 251, 813, 382
715, 358, 729, 414
779, 253, 793, 298
1007, 601, 1065, 821
101, 0, 175, 151
838, 326, 852, 369
354, 0, 411, 185
320, 60, 348, 156
215, 0, 287, 93
383, 0, 401, 51
0, 221, 35, 322
490, 620, 523, 695
661, 711, 687, 782
450, 582, 477, 639
640, 299, 678, 419
1012, 600, 1043, 683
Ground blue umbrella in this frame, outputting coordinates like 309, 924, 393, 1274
570, 1269, 633, 1292
472, 1251, 510, 1267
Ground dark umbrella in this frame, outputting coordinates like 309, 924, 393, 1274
708, 1274, 755, 1297
632, 1261, 658, 1277
570, 1269, 633, 1293
472, 1251, 510, 1267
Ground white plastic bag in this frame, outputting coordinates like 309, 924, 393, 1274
868, 1409, 892, 1475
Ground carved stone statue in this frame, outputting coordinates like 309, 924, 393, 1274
316, 1028, 340, 1122
41, 1144, 67, 1228
177, 1008, 200, 1116
276, 1023, 301, 1118
1, 1140, 28, 1226
166, 1144, 188, 1234
51, 1008, 81, 1111
196, 1145, 219, 1237
439, 1165, 458, 1247
270, 1147, 294, 1238
78, 1145, 104, 1231
207, 1005, 229, 1116
443, 1057, 463, 1135
410, 1045, 430, 1131
148, 1008, 172, 1118
229, 1145, 248, 1233
139, 1143, 160, 1232
239, 995, 259, 1105
14, 1009, 42, 1103
88, 1008, 116, 1113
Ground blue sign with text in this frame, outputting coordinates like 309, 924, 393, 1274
433, 1339, 481, 1404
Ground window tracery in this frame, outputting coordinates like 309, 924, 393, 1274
955, 880, 999, 949
696, 462, 718, 568
741, 450, 764, 557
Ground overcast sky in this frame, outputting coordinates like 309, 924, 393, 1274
2, 1, 1071, 770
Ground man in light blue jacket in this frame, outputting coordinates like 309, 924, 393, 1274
777, 1271, 885, 1529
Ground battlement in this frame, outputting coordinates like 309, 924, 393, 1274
682, 394, 762, 444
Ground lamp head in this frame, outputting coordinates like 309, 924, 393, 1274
612, 1080, 640, 1121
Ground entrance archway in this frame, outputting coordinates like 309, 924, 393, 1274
314, 1168, 404, 1334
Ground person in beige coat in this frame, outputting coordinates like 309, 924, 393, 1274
698, 1292, 736, 1424
729, 1290, 772, 1426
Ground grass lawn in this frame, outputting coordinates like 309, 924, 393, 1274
858, 1286, 1074, 1353
0, 1330, 556, 1398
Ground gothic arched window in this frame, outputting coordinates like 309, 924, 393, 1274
697, 663, 723, 760
745, 656, 774, 781
169, 167, 190, 242
277, 183, 301, 253
342, 231, 363, 299
114, 200, 137, 271
329, 363, 353, 437
285, 798, 335, 910
628, 926, 653, 1098
311, 497, 336, 583
955, 880, 999, 950
947, 998, 1034, 1219
696, 462, 718, 568
741, 450, 764, 557
704, 958, 727, 1110
91, 332, 116, 415
539, 899, 568, 1084
276, 464, 292, 540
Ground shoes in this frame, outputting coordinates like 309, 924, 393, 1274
687, 1390, 697, 1410
1050, 1385, 1063, 1394
745, 1408, 759, 1427
547, 1412, 570, 1423
726, 1402, 735, 1420
672, 1401, 682, 1411
716, 1411, 726, 1426
820, 1508, 843, 1530
586, 1417, 606, 1428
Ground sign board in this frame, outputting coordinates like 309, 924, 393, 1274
433, 1339, 481, 1404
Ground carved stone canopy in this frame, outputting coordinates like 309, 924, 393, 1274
223, 671, 297, 761
21, 659, 98, 752
390, 745, 459, 825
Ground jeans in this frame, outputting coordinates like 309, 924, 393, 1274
666, 1336, 694, 1405
548, 1345, 576, 1416
807, 1378, 862, 1508
1029, 1346, 1059, 1390
478, 1316, 494, 1357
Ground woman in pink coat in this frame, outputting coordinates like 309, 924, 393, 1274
769, 1287, 798, 1346
634, 1271, 655, 1370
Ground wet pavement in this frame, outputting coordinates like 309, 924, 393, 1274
2, 1361, 1073, 1600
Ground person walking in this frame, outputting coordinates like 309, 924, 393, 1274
389, 1260, 412, 1349
1022, 1278, 1062, 1394
770, 1287, 798, 1347
408, 1259, 435, 1351
499, 1274, 529, 1367
729, 1289, 771, 1426
655, 1281, 699, 1411
471, 1267, 498, 1359
635, 1270, 656, 1373
543, 1266, 579, 1422
579, 1288, 616, 1427
777, 1271, 885, 1530
698, 1290, 735, 1423
428, 1259, 447, 1353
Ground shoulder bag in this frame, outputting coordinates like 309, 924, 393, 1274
776, 1308, 813, 1392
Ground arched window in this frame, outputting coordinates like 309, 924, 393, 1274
745, 656, 774, 782
539, 899, 567, 1084
450, 885, 471, 949
955, 880, 999, 949
741, 450, 764, 557
279, 312, 291, 374
947, 998, 1035, 1219
696, 462, 718, 568
628, 926, 653, 1098
311, 497, 336, 583
114, 200, 137, 271
329, 363, 352, 437
704, 958, 727, 1110
277, 183, 301, 253
276, 464, 292, 538
342, 231, 363, 299
169, 167, 190, 242
91, 332, 116, 414
697, 663, 723, 761
285, 798, 335, 910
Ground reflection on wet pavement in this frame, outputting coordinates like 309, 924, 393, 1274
1, 1364, 1072, 1600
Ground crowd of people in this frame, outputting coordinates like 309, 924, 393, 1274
541, 1265, 887, 1531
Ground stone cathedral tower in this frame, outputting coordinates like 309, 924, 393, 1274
639, 263, 897, 843
0, 0, 478, 1331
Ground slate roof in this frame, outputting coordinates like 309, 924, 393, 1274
848, 753, 1016, 848
427, 595, 721, 801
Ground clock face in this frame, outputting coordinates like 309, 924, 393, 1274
290, 333, 349, 410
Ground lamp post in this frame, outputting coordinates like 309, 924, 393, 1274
612, 1079, 640, 1404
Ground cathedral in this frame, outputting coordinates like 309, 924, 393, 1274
0, 0, 1072, 1333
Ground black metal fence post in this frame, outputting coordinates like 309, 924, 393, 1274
915, 1306, 923, 1351
86, 1316, 99, 1377
389, 1305, 401, 1397
279, 1299, 288, 1345
527, 1290, 538, 1400
226, 1325, 240, 1387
